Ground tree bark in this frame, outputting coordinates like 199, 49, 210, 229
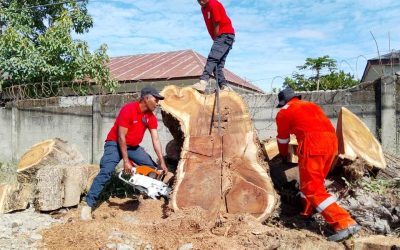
160, 86, 278, 222
0, 138, 99, 213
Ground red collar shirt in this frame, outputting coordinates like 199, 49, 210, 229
106, 102, 158, 147
202, 0, 235, 40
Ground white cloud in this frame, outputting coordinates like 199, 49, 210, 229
79, 0, 400, 92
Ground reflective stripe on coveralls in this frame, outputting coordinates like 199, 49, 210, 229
277, 137, 290, 144
316, 196, 337, 213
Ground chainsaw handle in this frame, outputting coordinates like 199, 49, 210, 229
118, 171, 134, 185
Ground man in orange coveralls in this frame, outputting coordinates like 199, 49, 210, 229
275, 87, 361, 242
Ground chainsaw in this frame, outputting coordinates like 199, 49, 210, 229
118, 164, 171, 200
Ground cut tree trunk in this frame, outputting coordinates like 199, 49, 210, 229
262, 136, 298, 163
336, 107, 386, 169
160, 86, 278, 221
0, 138, 97, 213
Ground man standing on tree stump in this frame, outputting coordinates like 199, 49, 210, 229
275, 88, 361, 242
81, 86, 168, 220
192, 0, 235, 93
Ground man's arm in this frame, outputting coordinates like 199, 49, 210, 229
149, 128, 168, 173
276, 111, 290, 160
118, 126, 133, 174
213, 22, 220, 39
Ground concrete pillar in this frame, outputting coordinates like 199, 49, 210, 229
92, 96, 102, 164
380, 76, 397, 155
11, 104, 19, 163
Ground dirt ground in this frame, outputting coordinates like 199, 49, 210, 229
39, 155, 400, 250
40, 197, 348, 250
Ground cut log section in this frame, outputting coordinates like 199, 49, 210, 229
0, 138, 97, 213
160, 85, 278, 221
337, 107, 386, 169
0, 183, 31, 213
262, 136, 298, 163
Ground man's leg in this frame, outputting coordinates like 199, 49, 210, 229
85, 141, 122, 208
193, 35, 233, 93
299, 154, 357, 236
215, 34, 234, 89
127, 146, 158, 169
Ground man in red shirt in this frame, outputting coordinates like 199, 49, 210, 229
81, 86, 168, 220
192, 0, 235, 93
275, 88, 361, 241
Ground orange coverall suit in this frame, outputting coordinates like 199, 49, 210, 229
276, 98, 356, 231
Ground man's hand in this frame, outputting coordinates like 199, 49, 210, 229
123, 160, 134, 175
160, 162, 169, 174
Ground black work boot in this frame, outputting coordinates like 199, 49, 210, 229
328, 224, 361, 242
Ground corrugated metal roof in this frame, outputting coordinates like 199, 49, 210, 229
370, 50, 400, 60
107, 49, 263, 93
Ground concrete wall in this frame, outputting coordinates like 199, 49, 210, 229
0, 77, 398, 164
245, 81, 378, 142
0, 108, 12, 162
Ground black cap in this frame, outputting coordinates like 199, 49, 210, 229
276, 87, 301, 108
140, 86, 164, 100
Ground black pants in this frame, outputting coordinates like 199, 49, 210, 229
200, 34, 235, 88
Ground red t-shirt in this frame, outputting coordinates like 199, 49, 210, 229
106, 102, 158, 147
201, 0, 235, 40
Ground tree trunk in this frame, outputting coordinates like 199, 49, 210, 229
160, 86, 278, 222
336, 107, 386, 169
0, 138, 98, 213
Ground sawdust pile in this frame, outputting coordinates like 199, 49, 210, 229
41, 197, 342, 250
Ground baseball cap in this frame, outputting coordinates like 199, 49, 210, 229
140, 86, 164, 100
276, 87, 301, 108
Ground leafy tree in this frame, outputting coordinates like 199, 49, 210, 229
283, 56, 359, 91
0, 0, 118, 94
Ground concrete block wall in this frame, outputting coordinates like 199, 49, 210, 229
0, 77, 398, 164
395, 76, 400, 155
242, 81, 378, 142
5, 97, 93, 163
0, 108, 12, 162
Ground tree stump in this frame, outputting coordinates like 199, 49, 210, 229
160, 86, 278, 221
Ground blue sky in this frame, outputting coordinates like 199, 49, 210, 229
79, 0, 400, 92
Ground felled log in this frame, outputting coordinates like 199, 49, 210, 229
377, 154, 400, 179
0, 138, 95, 213
35, 166, 65, 211
336, 107, 386, 169
0, 183, 31, 213
160, 86, 278, 221
35, 164, 100, 210
262, 136, 298, 163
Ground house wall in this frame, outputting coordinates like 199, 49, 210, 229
364, 64, 400, 82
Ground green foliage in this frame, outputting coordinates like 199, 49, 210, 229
0, 0, 118, 93
283, 55, 359, 91
357, 178, 400, 195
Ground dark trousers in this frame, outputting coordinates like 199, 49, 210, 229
85, 141, 158, 208
200, 34, 235, 88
